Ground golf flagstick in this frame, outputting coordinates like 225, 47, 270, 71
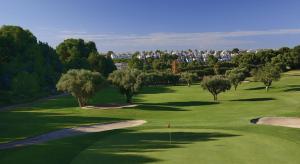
168, 121, 171, 144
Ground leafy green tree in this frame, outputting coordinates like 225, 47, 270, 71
37, 42, 63, 90
232, 48, 239, 54
201, 75, 231, 101
0, 25, 62, 104
277, 47, 290, 54
180, 72, 197, 87
207, 55, 218, 66
128, 57, 143, 70
108, 69, 142, 103
152, 59, 169, 71
56, 69, 106, 107
88, 52, 116, 77
56, 39, 97, 70
292, 45, 300, 68
225, 68, 246, 90
105, 53, 117, 75
12, 72, 40, 99
253, 64, 281, 92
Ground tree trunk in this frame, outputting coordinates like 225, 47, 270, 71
126, 96, 132, 104
265, 86, 269, 92
125, 93, 132, 104
77, 97, 83, 107
213, 94, 218, 101
234, 85, 237, 91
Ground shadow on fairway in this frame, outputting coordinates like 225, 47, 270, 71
0, 130, 240, 164
230, 98, 275, 102
0, 111, 126, 143
70, 129, 241, 163
139, 86, 175, 94
137, 101, 218, 111
283, 85, 300, 92
154, 101, 219, 107
244, 86, 267, 90
29, 96, 78, 110
138, 105, 187, 111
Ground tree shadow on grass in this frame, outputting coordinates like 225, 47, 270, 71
0, 111, 126, 144
1, 129, 240, 164
244, 86, 267, 90
283, 85, 300, 92
153, 101, 219, 107
137, 105, 187, 111
71, 129, 241, 163
139, 86, 175, 94
137, 101, 218, 111
230, 98, 276, 102
29, 96, 78, 110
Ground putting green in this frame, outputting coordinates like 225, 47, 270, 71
71, 129, 300, 164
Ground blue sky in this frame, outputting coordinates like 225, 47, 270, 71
1, 0, 300, 52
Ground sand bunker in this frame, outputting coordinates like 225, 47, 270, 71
251, 117, 300, 128
0, 120, 146, 150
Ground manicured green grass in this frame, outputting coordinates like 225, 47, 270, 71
1, 71, 300, 163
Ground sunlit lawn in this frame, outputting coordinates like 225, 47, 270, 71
0, 71, 300, 163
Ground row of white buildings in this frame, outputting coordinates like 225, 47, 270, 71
110, 49, 260, 62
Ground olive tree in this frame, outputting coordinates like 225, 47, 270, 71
108, 69, 142, 103
201, 75, 231, 101
180, 72, 197, 87
253, 64, 281, 92
56, 69, 106, 107
225, 68, 246, 90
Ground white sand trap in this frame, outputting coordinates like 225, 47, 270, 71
254, 117, 300, 128
0, 120, 146, 150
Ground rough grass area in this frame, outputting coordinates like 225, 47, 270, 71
1, 71, 300, 164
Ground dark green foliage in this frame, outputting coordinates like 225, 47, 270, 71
233, 47, 300, 74
11, 72, 40, 99
88, 52, 117, 77
105, 54, 117, 75
252, 64, 281, 92
207, 55, 218, 66
190, 68, 215, 77
0, 25, 62, 105
232, 48, 239, 54
127, 52, 176, 71
140, 72, 180, 86
108, 69, 142, 103
56, 69, 106, 107
128, 57, 144, 70
201, 75, 231, 101
225, 68, 246, 90
56, 39, 97, 70
291, 45, 300, 68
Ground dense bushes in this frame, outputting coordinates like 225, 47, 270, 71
140, 71, 180, 86
0, 26, 62, 105
56, 39, 116, 76
0, 26, 117, 106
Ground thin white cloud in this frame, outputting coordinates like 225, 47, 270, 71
54, 28, 300, 52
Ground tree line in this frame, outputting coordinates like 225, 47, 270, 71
0, 26, 116, 106
1, 25, 299, 107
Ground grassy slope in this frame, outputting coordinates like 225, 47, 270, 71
0, 71, 300, 163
